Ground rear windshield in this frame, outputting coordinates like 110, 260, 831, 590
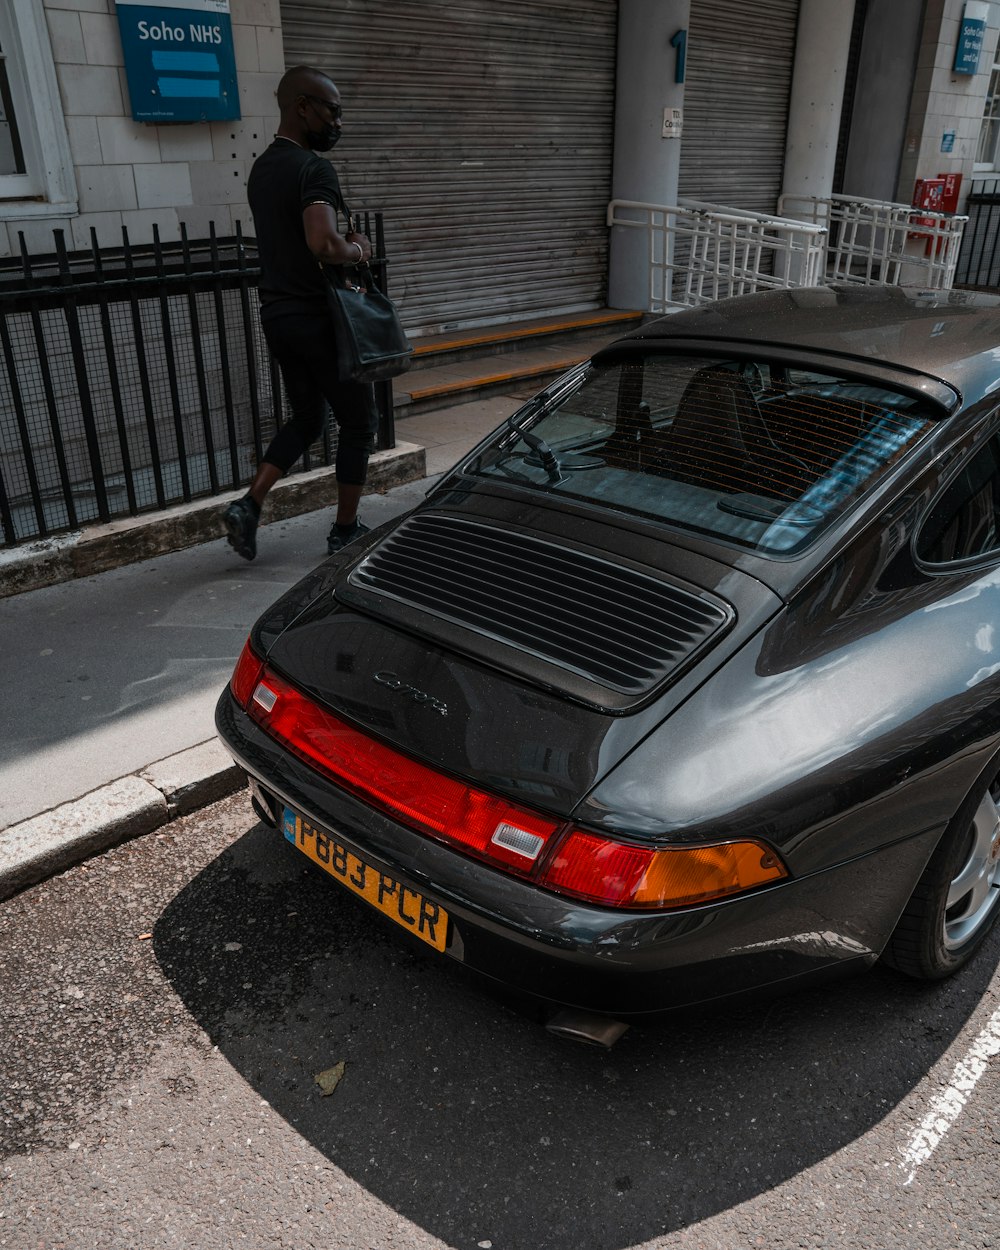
469, 354, 938, 555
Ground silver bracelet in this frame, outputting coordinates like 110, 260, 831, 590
350, 240, 364, 264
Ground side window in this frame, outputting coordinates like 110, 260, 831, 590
917, 435, 1000, 564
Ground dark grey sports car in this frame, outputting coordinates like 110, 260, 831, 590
217, 284, 1000, 1044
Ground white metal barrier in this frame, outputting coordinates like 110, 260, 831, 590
777, 192, 968, 290
607, 198, 828, 313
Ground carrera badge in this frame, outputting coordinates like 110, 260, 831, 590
373, 670, 448, 717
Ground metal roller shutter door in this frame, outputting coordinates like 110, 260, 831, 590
679, 0, 800, 213
280, 1, 618, 335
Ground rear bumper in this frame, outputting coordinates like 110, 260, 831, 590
215, 689, 936, 1018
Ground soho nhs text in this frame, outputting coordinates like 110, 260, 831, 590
137, 21, 223, 43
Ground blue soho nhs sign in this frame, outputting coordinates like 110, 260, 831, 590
116, 0, 240, 122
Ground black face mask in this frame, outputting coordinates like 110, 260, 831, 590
305, 124, 340, 152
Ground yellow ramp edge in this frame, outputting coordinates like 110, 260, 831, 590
412, 309, 642, 359
404, 356, 589, 403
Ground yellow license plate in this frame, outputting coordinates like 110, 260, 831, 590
282, 807, 448, 952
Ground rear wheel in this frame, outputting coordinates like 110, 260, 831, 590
884, 770, 1000, 979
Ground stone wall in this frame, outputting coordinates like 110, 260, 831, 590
0, 0, 281, 258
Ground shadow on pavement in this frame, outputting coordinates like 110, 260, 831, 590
154, 818, 999, 1250
0, 484, 426, 776
0, 539, 312, 769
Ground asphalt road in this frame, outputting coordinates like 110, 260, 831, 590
2, 791, 998, 1250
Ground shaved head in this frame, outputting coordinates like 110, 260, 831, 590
276, 66, 338, 111
273, 64, 343, 150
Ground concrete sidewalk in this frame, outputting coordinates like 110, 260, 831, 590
0, 390, 530, 900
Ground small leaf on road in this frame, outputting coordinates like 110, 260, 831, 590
314, 1061, 346, 1096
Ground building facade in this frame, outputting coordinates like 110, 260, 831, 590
2, 0, 1000, 331
0, 0, 282, 254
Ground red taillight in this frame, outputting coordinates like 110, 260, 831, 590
539, 829, 787, 909
247, 664, 561, 875
230, 638, 264, 709
241, 661, 788, 908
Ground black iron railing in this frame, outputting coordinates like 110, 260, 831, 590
0, 218, 396, 547
955, 178, 1000, 288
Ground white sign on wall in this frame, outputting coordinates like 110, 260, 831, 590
662, 107, 683, 139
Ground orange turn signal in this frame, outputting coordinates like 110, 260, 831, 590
540, 831, 788, 909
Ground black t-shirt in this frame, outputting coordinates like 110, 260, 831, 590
247, 138, 344, 320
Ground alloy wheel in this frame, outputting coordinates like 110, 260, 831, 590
942, 780, 1000, 951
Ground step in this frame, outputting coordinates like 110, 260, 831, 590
395, 317, 642, 418
408, 307, 643, 372
393, 334, 605, 418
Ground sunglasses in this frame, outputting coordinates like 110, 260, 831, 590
303, 94, 343, 122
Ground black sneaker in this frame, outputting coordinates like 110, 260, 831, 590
223, 499, 259, 561
326, 519, 370, 556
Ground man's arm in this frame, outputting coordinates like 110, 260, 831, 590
302, 202, 372, 266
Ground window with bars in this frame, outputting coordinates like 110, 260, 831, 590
0, 36, 26, 177
976, 33, 1000, 170
0, 0, 76, 216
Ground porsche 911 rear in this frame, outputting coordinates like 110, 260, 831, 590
217, 289, 991, 1023
216, 620, 944, 1019
214, 508, 936, 1022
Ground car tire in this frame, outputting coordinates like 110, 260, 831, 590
883, 764, 1000, 979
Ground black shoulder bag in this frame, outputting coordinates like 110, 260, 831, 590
324, 205, 412, 384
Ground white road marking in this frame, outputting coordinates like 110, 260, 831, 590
899, 1003, 1000, 1185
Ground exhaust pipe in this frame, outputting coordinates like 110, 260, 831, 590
545, 1009, 629, 1049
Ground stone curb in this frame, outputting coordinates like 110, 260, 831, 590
0, 440, 426, 600
0, 739, 246, 901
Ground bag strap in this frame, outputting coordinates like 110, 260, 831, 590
342, 202, 383, 292
325, 192, 383, 292
337, 190, 354, 235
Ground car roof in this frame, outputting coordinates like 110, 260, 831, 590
621, 284, 1000, 408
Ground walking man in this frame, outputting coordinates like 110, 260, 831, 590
223, 64, 377, 561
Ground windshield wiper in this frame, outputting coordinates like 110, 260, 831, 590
504, 391, 564, 484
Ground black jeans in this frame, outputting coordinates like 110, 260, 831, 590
262, 311, 378, 485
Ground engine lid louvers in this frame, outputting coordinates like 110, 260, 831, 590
338, 513, 733, 707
